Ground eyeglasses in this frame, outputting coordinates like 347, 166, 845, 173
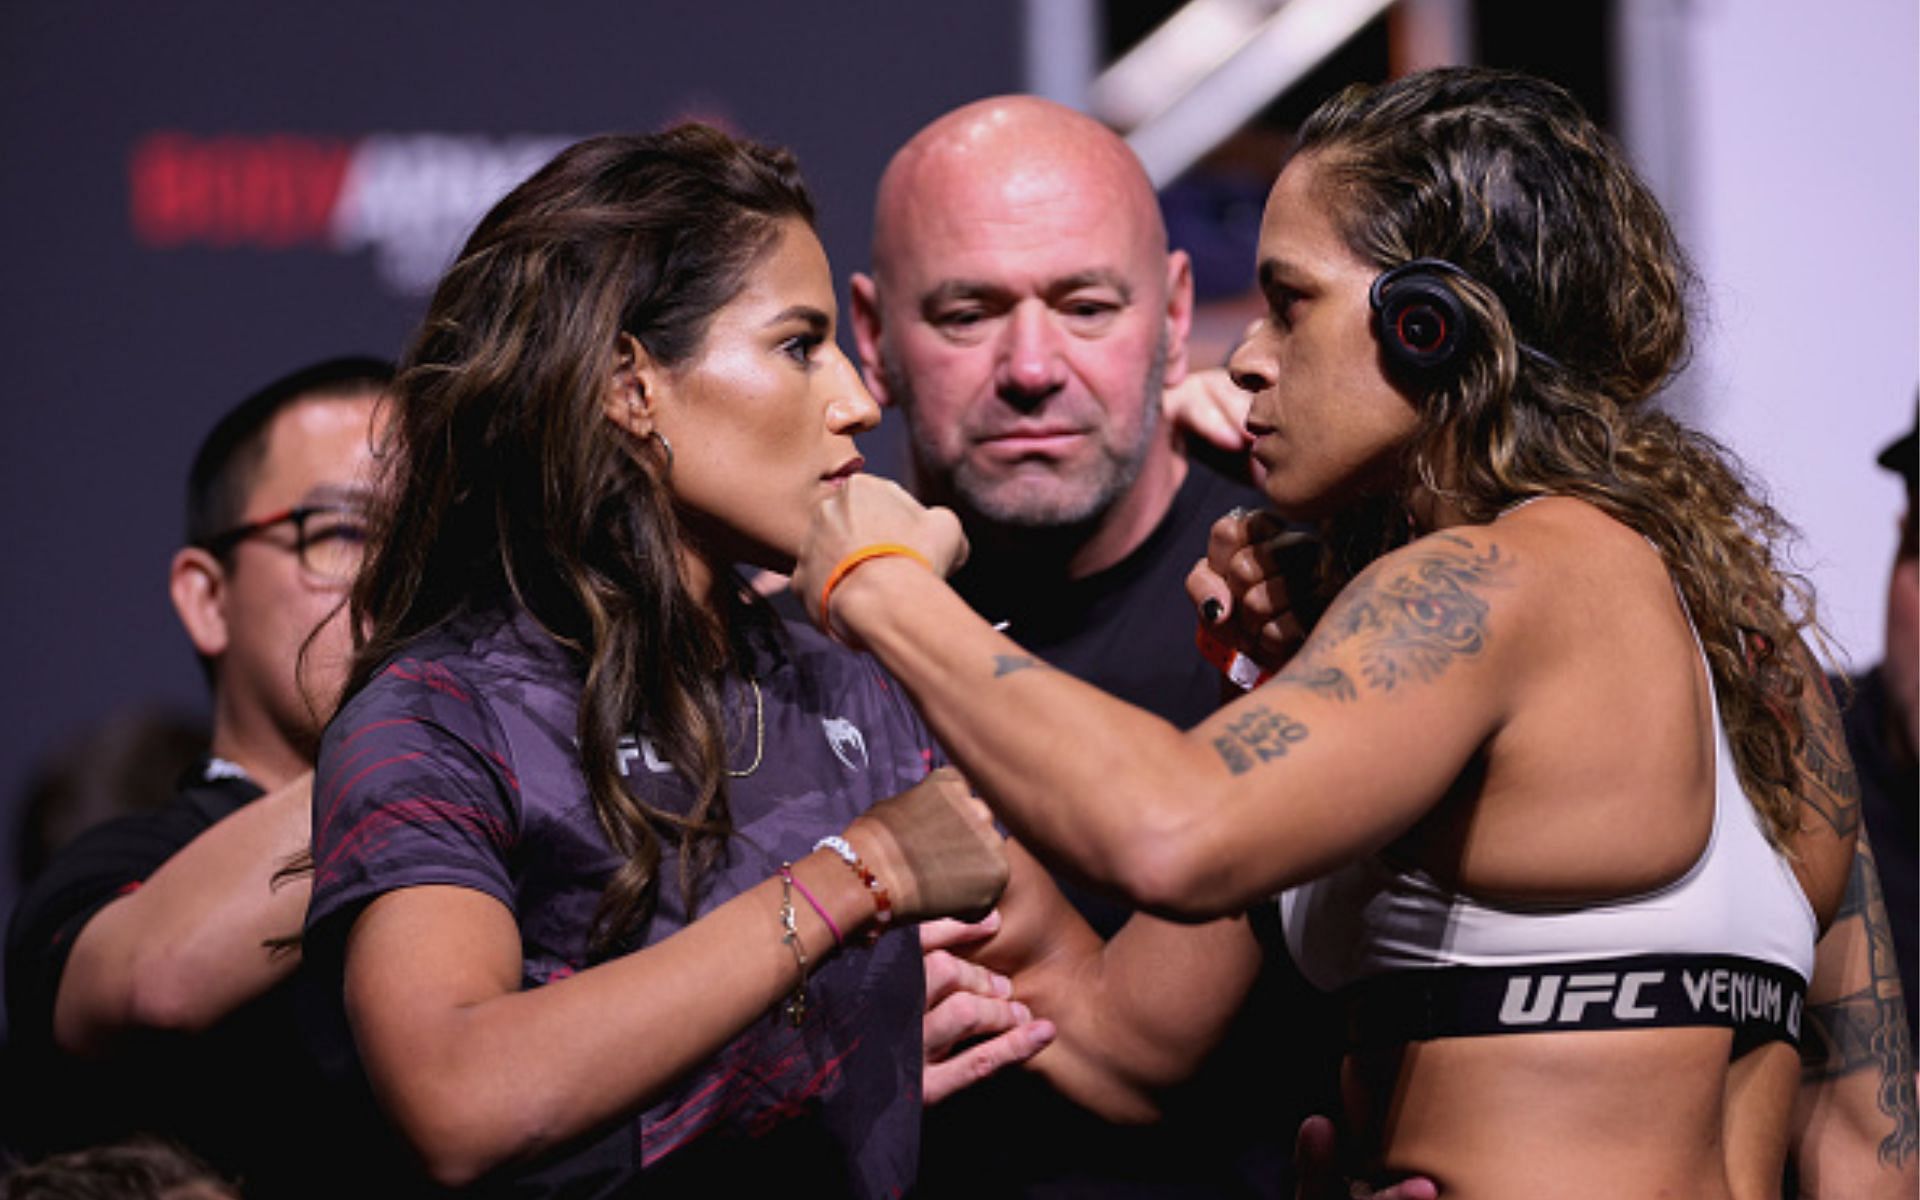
200, 504, 368, 583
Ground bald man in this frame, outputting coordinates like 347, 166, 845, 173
854, 97, 1322, 1199
854, 94, 1274, 769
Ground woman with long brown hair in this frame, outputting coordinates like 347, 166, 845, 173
299, 126, 1005, 1196
790, 69, 1861, 1196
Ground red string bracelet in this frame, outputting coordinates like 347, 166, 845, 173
817, 543, 932, 623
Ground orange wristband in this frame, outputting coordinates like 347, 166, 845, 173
818, 543, 932, 620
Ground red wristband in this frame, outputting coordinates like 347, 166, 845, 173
1195, 620, 1275, 691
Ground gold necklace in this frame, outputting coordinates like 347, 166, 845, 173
728, 678, 764, 778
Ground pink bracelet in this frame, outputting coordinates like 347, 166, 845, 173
782, 863, 844, 947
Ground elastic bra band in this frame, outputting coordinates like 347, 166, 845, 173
1342, 952, 1806, 1057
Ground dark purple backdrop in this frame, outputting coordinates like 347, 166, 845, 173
0, 4, 1024, 1009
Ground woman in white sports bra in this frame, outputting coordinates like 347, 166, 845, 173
785, 69, 1870, 1197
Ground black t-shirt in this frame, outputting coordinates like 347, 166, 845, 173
919, 459, 1341, 1199
2, 761, 340, 1197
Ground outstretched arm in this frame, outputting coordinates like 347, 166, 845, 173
54, 773, 313, 1054
944, 838, 1261, 1122
953, 840, 1440, 1198
794, 476, 1517, 920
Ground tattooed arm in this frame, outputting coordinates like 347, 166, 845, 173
1790, 836, 1919, 1197
1752, 656, 1917, 1195
795, 474, 1529, 919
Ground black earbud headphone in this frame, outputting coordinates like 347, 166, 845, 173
1369, 258, 1476, 378
1369, 258, 1567, 384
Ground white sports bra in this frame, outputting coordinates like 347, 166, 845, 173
1280, 602, 1816, 1049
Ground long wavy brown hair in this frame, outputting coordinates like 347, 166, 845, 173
1295, 68, 1820, 846
346, 126, 814, 957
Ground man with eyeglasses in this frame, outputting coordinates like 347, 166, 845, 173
4, 357, 388, 1196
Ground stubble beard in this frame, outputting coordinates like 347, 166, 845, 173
887, 330, 1168, 535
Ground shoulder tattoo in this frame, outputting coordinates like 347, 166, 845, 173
1297, 535, 1508, 694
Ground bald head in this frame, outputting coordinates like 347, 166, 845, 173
852, 96, 1193, 573
872, 96, 1168, 284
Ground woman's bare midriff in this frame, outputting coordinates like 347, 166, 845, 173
1347, 1026, 1739, 1198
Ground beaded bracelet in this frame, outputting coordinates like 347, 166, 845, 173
775, 865, 809, 1027
814, 834, 893, 944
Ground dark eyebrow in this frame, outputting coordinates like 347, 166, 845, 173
921, 271, 1133, 316
766, 305, 831, 334
1044, 270, 1132, 305
302, 483, 375, 510
922, 280, 1014, 313
1258, 259, 1319, 307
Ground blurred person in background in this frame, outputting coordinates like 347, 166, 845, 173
1847, 411, 1917, 1040
13, 706, 208, 887
4, 357, 389, 1197
1788, 407, 1919, 1197
0, 1135, 240, 1200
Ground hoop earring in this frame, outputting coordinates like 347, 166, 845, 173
652, 430, 674, 470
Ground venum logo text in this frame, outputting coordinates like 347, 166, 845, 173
1495, 964, 1799, 1037
1680, 966, 1799, 1038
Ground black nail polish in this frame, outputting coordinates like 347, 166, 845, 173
1201, 598, 1224, 624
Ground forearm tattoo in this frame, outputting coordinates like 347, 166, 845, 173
993, 654, 1041, 678
1799, 842, 1918, 1166
1296, 535, 1506, 693
1211, 705, 1309, 775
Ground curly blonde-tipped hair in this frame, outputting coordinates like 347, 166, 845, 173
1297, 68, 1822, 847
